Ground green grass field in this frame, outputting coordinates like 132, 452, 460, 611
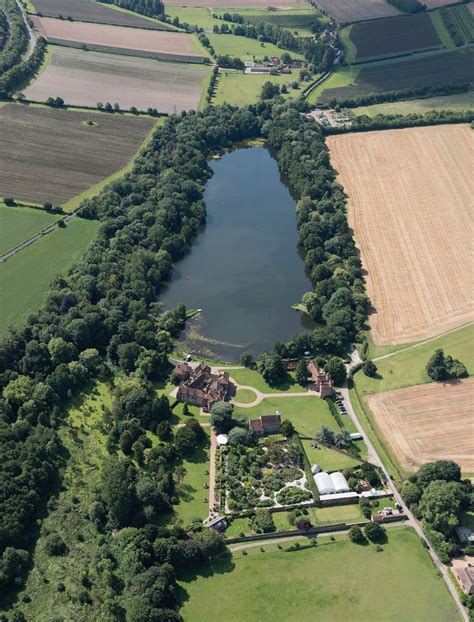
207, 33, 303, 60
307, 64, 360, 103
430, 9, 455, 48
0, 217, 100, 336
339, 25, 357, 64
213, 69, 302, 106
355, 324, 474, 396
179, 527, 460, 621
234, 396, 337, 437
351, 92, 474, 117
0, 204, 58, 254
173, 430, 210, 525
301, 438, 361, 471
313, 504, 363, 524
223, 367, 297, 393
165, 6, 222, 29
235, 388, 257, 403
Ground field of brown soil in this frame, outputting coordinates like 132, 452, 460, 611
23, 46, 209, 113
0, 104, 155, 205
32, 16, 201, 57
30, 0, 168, 29
367, 378, 474, 472
327, 125, 474, 345
313, 0, 399, 22
164, 0, 308, 6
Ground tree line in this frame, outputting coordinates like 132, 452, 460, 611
387, 0, 426, 13
0, 35, 46, 98
97, 0, 165, 19
0, 0, 28, 74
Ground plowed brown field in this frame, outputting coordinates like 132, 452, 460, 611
32, 16, 201, 58
327, 125, 474, 345
313, 0, 399, 22
367, 378, 474, 471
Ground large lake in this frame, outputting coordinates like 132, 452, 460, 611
160, 147, 312, 361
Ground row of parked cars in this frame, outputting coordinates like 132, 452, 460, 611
335, 391, 346, 414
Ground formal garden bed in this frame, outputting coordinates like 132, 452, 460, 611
218, 436, 314, 513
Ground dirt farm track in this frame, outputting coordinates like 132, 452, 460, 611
367, 378, 474, 472
327, 124, 474, 345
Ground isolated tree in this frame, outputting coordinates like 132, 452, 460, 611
364, 521, 385, 543
362, 360, 377, 378
174, 426, 197, 457
296, 359, 308, 386
256, 351, 286, 386
348, 525, 366, 544
325, 357, 346, 386
227, 427, 253, 446
182, 402, 190, 417
426, 349, 448, 381
279, 419, 295, 439
240, 352, 254, 368
210, 401, 234, 433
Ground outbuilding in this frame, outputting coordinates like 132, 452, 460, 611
314, 471, 335, 495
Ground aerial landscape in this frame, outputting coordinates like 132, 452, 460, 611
0, 0, 472, 620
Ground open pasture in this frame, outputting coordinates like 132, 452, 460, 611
214, 68, 300, 106
0, 104, 155, 205
32, 16, 204, 60
207, 32, 303, 59
319, 49, 474, 102
0, 217, 100, 336
367, 379, 474, 472
29, 0, 168, 29
312, 0, 399, 23
350, 92, 474, 116
179, 527, 459, 621
0, 205, 58, 254
23, 46, 210, 113
327, 125, 473, 345
345, 13, 441, 61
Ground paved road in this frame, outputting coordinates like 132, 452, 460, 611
341, 375, 468, 621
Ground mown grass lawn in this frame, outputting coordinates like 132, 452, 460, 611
234, 396, 337, 437
234, 388, 257, 403
313, 504, 363, 524
173, 430, 210, 525
0, 216, 100, 336
224, 367, 297, 393
301, 438, 361, 472
179, 527, 459, 622
0, 204, 59, 254
355, 324, 474, 396
165, 6, 222, 29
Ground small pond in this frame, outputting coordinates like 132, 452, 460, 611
160, 146, 312, 361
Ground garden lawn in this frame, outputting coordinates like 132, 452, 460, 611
313, 504, 363, 524
301, 439, 361, 471
179, 527, 460, 621
170, 401, 202, 425
207, 33, 304, 60
224, 367, 297, 393
225, 517, 252, 537
235, 388, 258, 403
233, 396, 338, 437
174, 430, 210, 525
0, 217, 100, 336
0, 204, 58, 254
355, 324, 474, 396
213, 69, 301, 106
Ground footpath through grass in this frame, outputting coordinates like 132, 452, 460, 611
356, 324, 474, 395
0, 217, 100, 336
179, 527, 460, 622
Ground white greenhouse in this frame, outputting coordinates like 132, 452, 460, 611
314, 471, 335, 495
330, 471, 350, 493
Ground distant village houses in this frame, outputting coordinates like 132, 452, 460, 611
173, 363, 234, 412
307, 361, 334, 398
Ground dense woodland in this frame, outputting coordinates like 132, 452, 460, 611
0, 0, 28, 74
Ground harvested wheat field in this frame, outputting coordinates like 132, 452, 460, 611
32, 16, 203, 59
327, 125, 474, 345
313, 0, 399, 22
367, 378, 474, 472
23, 46, 210, 113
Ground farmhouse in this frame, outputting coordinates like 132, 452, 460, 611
454, 564, 474, 595
307, 361, 334, 397
248, 412, 281, 436
174, 363, 234, 412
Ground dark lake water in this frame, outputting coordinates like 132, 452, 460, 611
160, 147, 312, 361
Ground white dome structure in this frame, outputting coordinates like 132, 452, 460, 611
314, 471, 335, 495
330, 471, 350, 493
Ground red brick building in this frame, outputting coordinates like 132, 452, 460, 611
174, 363, 234, 412
307, 361, 334, 398
248, 412, 281, 436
